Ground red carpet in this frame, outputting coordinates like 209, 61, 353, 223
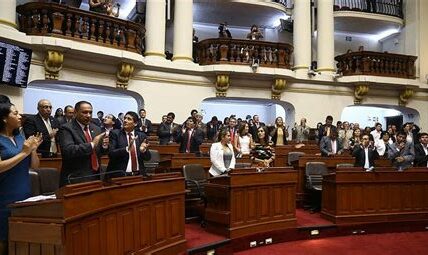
235, 231, 428, 255
296, 209, 333, 226
185, 222, 225, 249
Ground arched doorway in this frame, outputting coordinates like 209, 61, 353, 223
200, 97, 295, 128
341, 104, 420, 129
24, 80, 144, 116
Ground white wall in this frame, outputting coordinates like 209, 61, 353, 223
334, 33, 381, 56
23, 86, 138, 117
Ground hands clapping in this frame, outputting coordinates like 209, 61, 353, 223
23, 133, 43, 155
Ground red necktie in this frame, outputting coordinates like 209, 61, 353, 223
186, 130, 192, 153
84, 126, 99, 172
230, 128, 235, 143
128, 133, 138, 171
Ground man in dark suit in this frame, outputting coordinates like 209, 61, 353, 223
320, 130, 344, 157
176, 117, 204, 153
250, 114, 265, 138
157, 112, 179, 145
107, 111, 151, 178
206, 116, 222, 141
318, 115, 337, 142
414, 132, 428, 167
352, 134, 379, 171
91, 110, 104, 128
58, 105, 74, 126
23, 99, 60, 157
137, 108, 153, 135
387, 131, 415, 171
59, 101, 109, 186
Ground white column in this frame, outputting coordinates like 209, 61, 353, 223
317, 0, 335, 74
172, 0, 193, 62
293, 0, 312, 75
144, 0, 166, 59
0, 0, 17, 29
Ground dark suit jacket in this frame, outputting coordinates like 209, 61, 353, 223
91, 118, 103, 128
320, 136, 343, 157
157, 122, 178, 145
206, 122, 222, 141
250, 122, 265, 139
176, 128, 204, 153
23, 114, 60, 154
352, 145, 378, 168
137, 118, 153, 135
414, 143, 428, 167
59, 120, 106, 186
106, 129, 151, 177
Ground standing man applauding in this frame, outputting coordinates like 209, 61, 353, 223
106, 111, 151, 177
59, 101, 109, 186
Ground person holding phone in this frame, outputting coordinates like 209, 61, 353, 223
106, 111, 151, 178
352, 134, 379, 171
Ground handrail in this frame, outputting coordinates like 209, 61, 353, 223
196, 38, 293, 69
333, 0, 403, 19
335, 51, 417, 79
16, 2, 145, 54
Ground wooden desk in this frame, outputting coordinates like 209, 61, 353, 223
149, 144, 211, 159
273, 145, 320, 167
170, 154, 252, 170
322, 168, 428, 224
296, 156, 391, 204
39, 156, 110, 171
205, 167, 297, 238
8, 173, 186, 255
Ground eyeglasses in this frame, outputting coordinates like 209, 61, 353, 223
41, 105, 52, 109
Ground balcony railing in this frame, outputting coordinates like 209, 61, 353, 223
334, 0, 403, 19
196, 38, 293, 69
16, 2, 145, 54
335, 51, 417, 79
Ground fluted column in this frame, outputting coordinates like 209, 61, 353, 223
172, 0, 193, 62
293, 0, 312, 75
0, 0, 17, 29
144, 0, 166, 59
317, 0, 335, 74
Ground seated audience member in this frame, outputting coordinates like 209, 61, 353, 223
106, 1, 120, 17
157, 112, 179, 145
246, 24, 263, 40
176, 117, 204, 153
206, 116, 222, 141
251, 126, 275, 167
318, 115, 337, 142
414, 132, 428, 167
137, 109, 153, 135
106, 111, 151, 178
59, 101, 109, 186
293, 118, 310, 143
352, 134, 378, 171
102, 114, 116, 134
218, 22, 232, 38
320, 130, 344, 157
235, 122, 254, 156
0, 102, 42, 255
387, 131, 415, 171
58, 105, 75, 126
374, 131, 393, 157
338, 121, 353, 150
270, 116, 288, 146
209, 128, 235, 176
23, 99, 60, 157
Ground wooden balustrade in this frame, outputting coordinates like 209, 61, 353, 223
196, 38, 293, 69
335, 51, 417, 79
16, 2, 145, 54
334, 0, 403, 18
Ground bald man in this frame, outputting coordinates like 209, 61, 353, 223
23, 99, 60, 157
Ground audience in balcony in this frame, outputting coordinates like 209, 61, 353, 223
218, 22, 232, 38
247, 24, 263, 40
106, 1, 120, 17
89, 0, 108, 14
366, 0, 377, 13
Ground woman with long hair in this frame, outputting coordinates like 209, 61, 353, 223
235, 122, 254, 157
349, 128, 362, 152
251, 126, 275, 167
270, 116, 288, 146
0, 103, 42, 255
209, 128, 235, 176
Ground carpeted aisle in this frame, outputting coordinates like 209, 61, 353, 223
185, 222, 225, 249
235, 231, 428, 255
